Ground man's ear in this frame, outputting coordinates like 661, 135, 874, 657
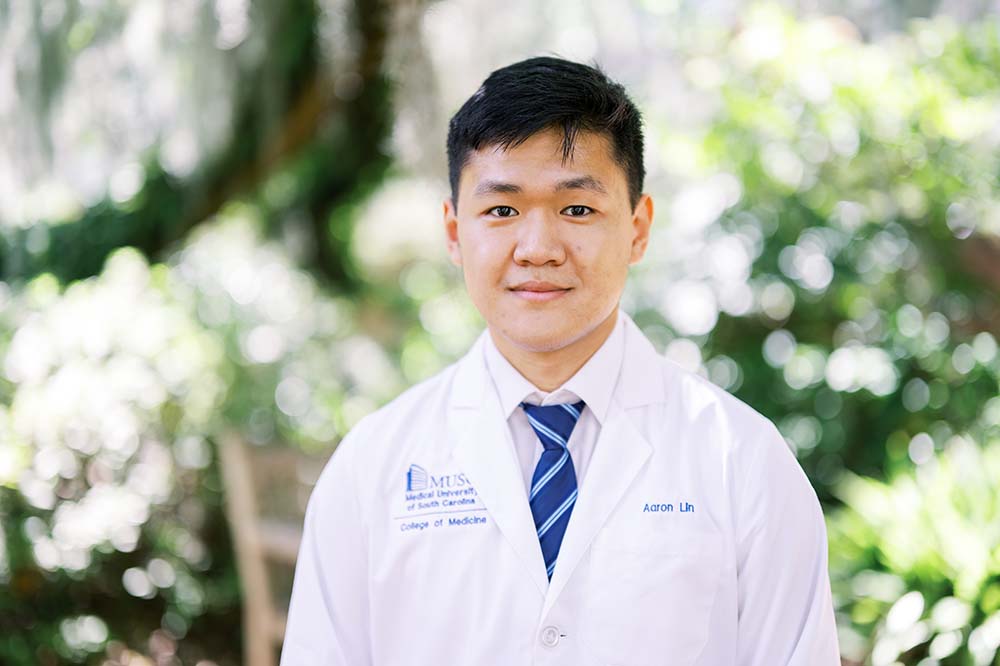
443, 197, 463, 267
628, 193, 654, 266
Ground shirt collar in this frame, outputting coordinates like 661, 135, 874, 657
482, 308, 626, 426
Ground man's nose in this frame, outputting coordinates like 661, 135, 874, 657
512, 211, 566, 266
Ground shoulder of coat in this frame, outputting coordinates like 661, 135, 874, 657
655, 354, 777, 441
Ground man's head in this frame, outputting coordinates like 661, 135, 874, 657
443, 56, 654, 357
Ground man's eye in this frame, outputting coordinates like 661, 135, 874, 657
488, 206, 518, 217
563, 205, 594, 217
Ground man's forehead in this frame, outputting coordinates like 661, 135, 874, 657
461, 130, 623, 194
472, 127, 614, 164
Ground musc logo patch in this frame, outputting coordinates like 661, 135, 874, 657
406, 464, 428, 491
395, 463, 486, 532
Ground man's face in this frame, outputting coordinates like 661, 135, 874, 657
443, 128, 653, 354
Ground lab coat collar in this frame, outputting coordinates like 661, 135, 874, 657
447, 309, 664, 602
453, 309, 665, 411
482, 308, 626, 425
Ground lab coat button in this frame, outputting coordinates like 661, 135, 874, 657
540, 626, 561, 647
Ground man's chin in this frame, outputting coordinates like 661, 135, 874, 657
495, 327, 576, 354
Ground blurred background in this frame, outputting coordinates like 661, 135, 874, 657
2, 0, 1000, 664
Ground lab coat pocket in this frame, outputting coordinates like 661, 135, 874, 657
580, 527, 723, 666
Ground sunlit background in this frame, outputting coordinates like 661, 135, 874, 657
2, 1, 1000, 665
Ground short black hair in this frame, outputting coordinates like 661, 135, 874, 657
446, 56, 645, 210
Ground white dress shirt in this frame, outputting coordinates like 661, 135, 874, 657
482, 308, 625, 494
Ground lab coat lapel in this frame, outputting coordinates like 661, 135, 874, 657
541, 312, 664, 615
447, 332, 550, 597
541, 400, 651, 615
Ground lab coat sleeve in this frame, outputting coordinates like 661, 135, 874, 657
279, 429, 372, 666
733, 421, 841, 666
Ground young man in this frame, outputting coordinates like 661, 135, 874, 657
280, 57, 841, 665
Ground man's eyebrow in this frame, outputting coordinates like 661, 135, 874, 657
474, 180, 523, 196
472, 176, 608, 196
554, 175, 607, 195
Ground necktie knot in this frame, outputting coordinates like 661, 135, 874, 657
519, 400, 586, 452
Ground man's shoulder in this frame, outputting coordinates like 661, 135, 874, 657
653, 353, 778, 441
617, 313, 776, 444
648, 355, 816, 508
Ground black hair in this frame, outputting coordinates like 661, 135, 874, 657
446, 56, 645, 211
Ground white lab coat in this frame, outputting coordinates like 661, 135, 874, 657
280, 312, 841, 665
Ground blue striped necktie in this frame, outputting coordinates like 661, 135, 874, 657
520, 399, 586, 581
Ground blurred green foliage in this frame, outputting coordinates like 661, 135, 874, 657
1, 3, 1000, 666
0, 222, 401, 665
829, 436, 1000, 664
0, 0, 402, 661
698, 11, 1000, 495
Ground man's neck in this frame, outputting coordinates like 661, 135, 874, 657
489, 306, 619, 393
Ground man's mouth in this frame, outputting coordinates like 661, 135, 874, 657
509, 282, 572, 302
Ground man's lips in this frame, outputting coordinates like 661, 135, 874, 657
509, 286, 572, 302
509, 280, 570, 291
